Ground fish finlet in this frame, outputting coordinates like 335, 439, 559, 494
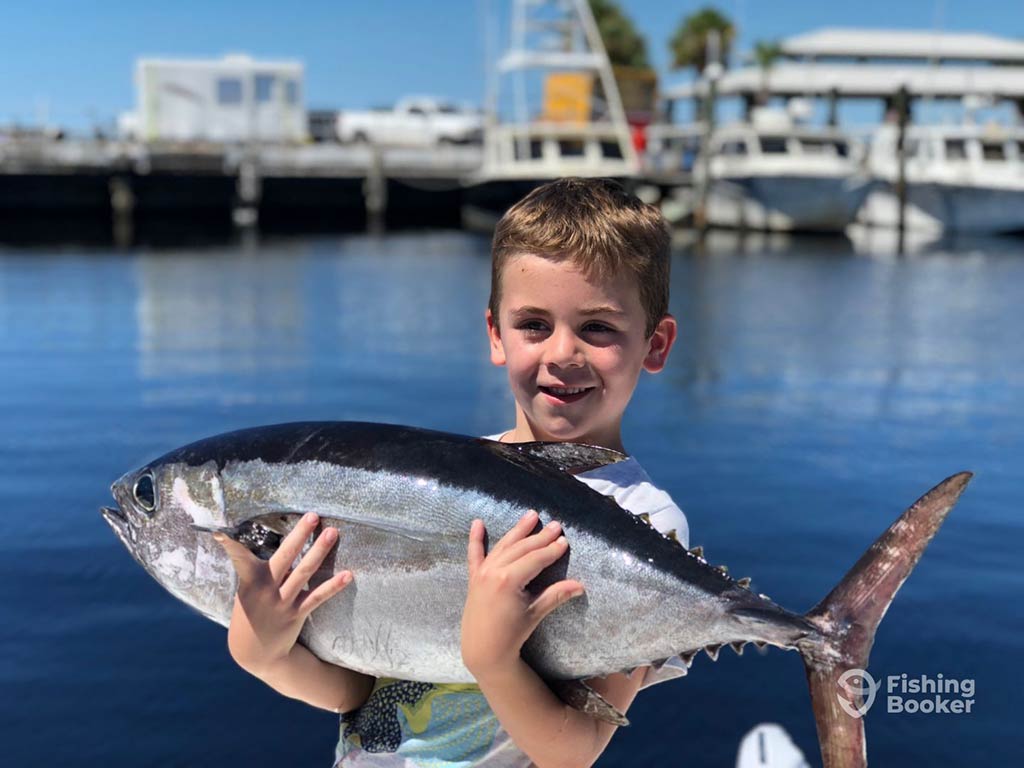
689, 545, 704, 558
704, 644, 721, 661
730, 641, 746, 656
737, 577, 752, 589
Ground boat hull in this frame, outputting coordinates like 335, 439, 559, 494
708, 175, 873, 233
858, 183, 1024, 234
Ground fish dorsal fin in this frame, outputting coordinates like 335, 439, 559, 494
484, 439, 628, 475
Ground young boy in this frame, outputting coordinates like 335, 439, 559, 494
216, 177, 689, 767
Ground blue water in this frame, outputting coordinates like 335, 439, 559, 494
1, 229, 1020, 766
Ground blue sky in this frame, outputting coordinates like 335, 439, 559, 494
3, 0, 1023, 132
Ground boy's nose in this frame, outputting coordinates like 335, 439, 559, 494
544, 328, 585, 368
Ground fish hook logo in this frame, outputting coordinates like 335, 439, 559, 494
837, 668, 878, 718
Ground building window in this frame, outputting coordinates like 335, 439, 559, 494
217, 78, 243, 105
285, 80, 299, 105
255, 74, 275, 103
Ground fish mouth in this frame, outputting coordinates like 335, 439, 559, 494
100, 504, 135, 552
101, 505, 126, 524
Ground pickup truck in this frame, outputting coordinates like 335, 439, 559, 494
336, 97, 483, 146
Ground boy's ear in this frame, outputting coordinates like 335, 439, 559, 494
642, 315, 678, 374
486, 309, 506, 367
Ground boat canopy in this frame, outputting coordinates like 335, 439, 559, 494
777, 28, 1024, 65
664, 63, 1024, 102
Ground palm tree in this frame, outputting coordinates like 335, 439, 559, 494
587, 0, 656, 120
753, 39, 783, 105
668, 7, 735, 73
588, 0, 650, 68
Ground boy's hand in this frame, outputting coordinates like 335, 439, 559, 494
214, 512, 353, 671
461, 510, 584, 678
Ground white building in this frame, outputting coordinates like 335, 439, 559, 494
120, 54, 306, 143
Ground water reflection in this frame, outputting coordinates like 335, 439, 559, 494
135, 242, 308, 381
126, 231, 498, 416
666, 237, 1024, 433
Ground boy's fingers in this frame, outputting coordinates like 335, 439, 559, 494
494, 519, 562, 565
487, 510, 541, 563
268, 512, 320, 583
527, 580, 585, 626
466, 519, 486, 575
507, 535, 571, 585
298, 570, 353, 619
280, 527, 339, 603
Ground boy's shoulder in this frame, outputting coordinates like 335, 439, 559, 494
480, 432, 689, 547
576, 459, 689, 548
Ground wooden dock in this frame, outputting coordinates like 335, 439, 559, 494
0, 137, 692, 242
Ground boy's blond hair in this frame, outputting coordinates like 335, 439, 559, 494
489, 177, 671, 337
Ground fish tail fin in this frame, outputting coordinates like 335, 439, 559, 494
797, 472, 972, 768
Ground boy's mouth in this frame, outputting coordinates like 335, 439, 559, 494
539, 385, 594, 404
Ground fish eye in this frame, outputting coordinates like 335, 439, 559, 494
133, 473, 157, 513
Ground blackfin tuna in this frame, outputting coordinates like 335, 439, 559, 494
101, 421, 971, 768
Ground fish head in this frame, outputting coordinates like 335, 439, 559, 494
101, 459, 237, 626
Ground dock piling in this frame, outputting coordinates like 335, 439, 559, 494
894, 86, 911, 254
364, 145, 388, 229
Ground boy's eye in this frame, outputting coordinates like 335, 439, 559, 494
518, 320, 549, 333
583, 322, 615, 333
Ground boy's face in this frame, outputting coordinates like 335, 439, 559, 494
487, 254, 676, 451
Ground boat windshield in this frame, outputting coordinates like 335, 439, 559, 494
760, 136, 788, 154
720, 139, 748, 156
981, 141, 1006, 161
798, 137, 849, 157
945, 139, 968, 161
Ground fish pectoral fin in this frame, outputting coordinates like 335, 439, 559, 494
190, 523, 237, 536
546, 679, 629, 726
486, 440, 628, 475
192, 519, 284, 560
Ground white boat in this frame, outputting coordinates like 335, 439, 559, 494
697, 107, 873, 233
857, 121, 1024, 234
735, 723, 810, 768
462, 0, 639, 224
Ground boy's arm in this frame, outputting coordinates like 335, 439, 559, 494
462, 512, 644, 768
215, 513, 375, 713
